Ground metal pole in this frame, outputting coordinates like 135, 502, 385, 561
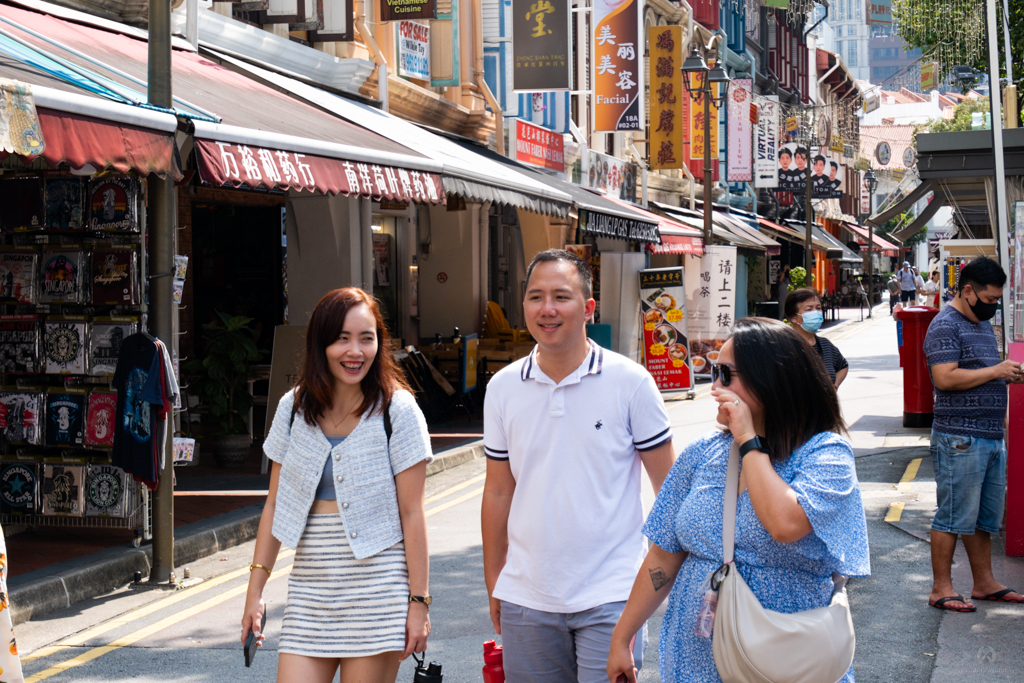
1003, 0, 1014, 85
703, 84, 712, 246
148, 0, 176, 584
866, 211, 874, 318
804, 143, 813, 279
986, 0, 1012, 353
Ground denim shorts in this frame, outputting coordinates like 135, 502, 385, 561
930, 430, 1007, 535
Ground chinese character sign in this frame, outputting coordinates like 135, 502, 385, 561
754, 96, 778, 188
647, 26, 684, 170
688, 77, 718, 179
684, 246, 736, 376
593, 0, 642, 131
868, 0, 892, 25
639, 268, 693, 391
397, 21, 430, 80
727, 78, 753, 182
515, 119, 565, 171
512, 0, 571, 91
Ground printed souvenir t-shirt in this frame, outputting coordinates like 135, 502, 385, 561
484, 342, 674, 613
112, 335, 167, 488
923, 305, 1007, 441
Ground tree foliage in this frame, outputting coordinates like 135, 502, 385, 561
926, 96, 992, 132
185, 312, 262, 435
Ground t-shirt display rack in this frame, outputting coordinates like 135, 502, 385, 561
0, 171, 155, 547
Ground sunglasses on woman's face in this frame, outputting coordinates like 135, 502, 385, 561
710, 363, 740, 387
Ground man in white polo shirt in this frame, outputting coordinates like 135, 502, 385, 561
482, 249, 675, 682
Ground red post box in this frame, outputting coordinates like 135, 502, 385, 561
895, 306, 940, 427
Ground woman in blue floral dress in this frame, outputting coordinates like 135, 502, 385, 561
608, 317, 869, 683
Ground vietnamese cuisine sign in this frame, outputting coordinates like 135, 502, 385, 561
515, 119, 565, 171
380, 0, 435, 21
512, 0, 571, 91
754, 97, 778, 188
639, 267, 693, 391
397, 21, 430, 80
593, 0, 642, 131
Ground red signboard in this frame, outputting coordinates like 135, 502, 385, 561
194, 139, 445, 204
639, 267, 693, 392
514, 119, 564, 172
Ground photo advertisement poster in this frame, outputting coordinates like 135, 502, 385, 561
639, 267, 693, 391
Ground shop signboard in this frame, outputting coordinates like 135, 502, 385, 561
578, 209, 659, 243
583, 150, 640, 204
868, 0, 892, 25
511, 0, 571, 91
754, 97, 778, 188
514, 119, 565, 171
593, 0, 643, 131
648, 25, 684, 170
639, 268, 693, 392
397, 21, 430, 80
380, 0, 436, 21
921, 61, 938, 91
684, 246, 737, 376
727, 78, 753, 182
861, 174, 872, 215
688, 78, 718, 179
776, 143, 843, 198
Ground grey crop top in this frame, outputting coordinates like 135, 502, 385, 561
315, 436, 347, 500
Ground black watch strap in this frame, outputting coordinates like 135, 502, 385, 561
738, 436, 770, 458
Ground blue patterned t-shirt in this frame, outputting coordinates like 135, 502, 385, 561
923, 305, 1007, 440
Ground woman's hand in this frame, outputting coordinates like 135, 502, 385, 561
606, 635, 637, 683
240, 592, 266, 647
711, 386, 756, 444
403, 602, 431, 659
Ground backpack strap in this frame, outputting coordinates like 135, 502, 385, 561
291, 393, 392, 445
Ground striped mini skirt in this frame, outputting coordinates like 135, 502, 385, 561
279, 513, 409, 657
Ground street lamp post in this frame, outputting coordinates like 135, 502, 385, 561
863, 168, 878, 317
681, 44, 730, 249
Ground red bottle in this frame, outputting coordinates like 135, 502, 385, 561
482, 640, 504, 683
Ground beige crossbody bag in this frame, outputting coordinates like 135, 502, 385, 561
710, 443, 856, 683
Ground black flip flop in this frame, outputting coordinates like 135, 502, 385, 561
930, 594, 976, 612
974, 588, 1024, 603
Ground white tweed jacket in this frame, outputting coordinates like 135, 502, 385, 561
264, 388, 432, 559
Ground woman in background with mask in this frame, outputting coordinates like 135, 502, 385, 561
785, 288, 849, 387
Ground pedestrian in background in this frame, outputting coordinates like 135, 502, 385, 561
922, 270, 941, 308
607, 317, 869, 683
887, 275, 900, 314
785, 288, 849, 387
897, 262, 917, 304
482, 249, 675, 683
242, 288, 433, 682
913, 267, 926, 304
923, 257, 1024, 612
777, 265, 791, 321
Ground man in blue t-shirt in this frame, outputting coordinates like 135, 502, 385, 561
923, 257, 1024, 612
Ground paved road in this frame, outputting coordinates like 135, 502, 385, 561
16, 308, 970, 682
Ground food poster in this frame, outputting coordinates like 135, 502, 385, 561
42, 464, 85, 516
91, 249, 139, 304
85, 464, 128, 517
88, 176, 140, 232
40, 249, 86, 304
85, 391, 117, 447
593, 0, 642, 131
0, 391, 42, 445
0, 461, 39, 515
45, 319, 88, 374
0, 315, 40, 374
684, 246, 738, 376
639, 268, 693, 391
43, 178, 84, 230
0, 250, 39, 303
45, 390, 86, 447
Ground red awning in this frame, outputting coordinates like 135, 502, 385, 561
648, 234, 704, 255
195, 139, 444, 203
0, 107, 179, 178
845, 223, 899, 257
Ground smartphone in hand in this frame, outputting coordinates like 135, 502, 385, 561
244, 610, 267, 667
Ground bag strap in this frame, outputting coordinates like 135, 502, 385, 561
722, 441, 741, 564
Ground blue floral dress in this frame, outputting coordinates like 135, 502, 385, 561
643, 430, 870, 683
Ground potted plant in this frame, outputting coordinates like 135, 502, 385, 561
186, 312, 261, 468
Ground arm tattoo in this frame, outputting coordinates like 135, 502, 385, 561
649, 567, 670, 591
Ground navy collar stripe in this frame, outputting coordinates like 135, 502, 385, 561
521, 343, 603, 381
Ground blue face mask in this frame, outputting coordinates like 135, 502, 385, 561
798, 310, 823, 333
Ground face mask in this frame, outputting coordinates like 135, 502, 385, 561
966, 289, 999, 322
798, 310, 823, 333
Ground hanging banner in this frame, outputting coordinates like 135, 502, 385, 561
727, 78, 753, 182
515, 119, 565, 171
380, 0, 436, 21
512, 0, 572, 91
921, 61, 938, 91
754, 96, 778, 188
868, 0, 892, 25
860, 173, 871, 215
397, 21, 430, 80
593, 0, 643, 131
639, 267, 693, 392
583, 150, 641, 204
688, 78, 718, 180
684, 246, 737, 377
776, 142, 843, 198
648, 25, 684, 170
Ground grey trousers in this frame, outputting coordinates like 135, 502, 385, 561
499, 600, 647, 683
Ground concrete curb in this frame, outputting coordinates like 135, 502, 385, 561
9, 439, 485, 626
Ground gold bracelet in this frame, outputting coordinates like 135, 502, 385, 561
249, 563, 272, 578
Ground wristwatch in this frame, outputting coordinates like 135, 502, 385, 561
409, 594, 432, 608
738, 436, 771, 458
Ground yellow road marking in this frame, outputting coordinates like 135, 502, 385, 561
23, 548, 295, 664
897, 458, 923, 492
424, 473, 486, 505
25, 564, 293, 683
426, 487, 485, 517
885, 502, 906, 523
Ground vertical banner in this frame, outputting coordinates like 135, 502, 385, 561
727, 78, 753, 182
684, 246, 737, 377
921, 61, 938, 91
639, 267, 693, 391
648, 26, 683, 170
593, 0, 642, 131
512, 0, 572, 91
754, 96, 778, 188
860, 173, 871, 215
688, 78, 718, 179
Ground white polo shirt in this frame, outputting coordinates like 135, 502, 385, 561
484, 341, 673, 613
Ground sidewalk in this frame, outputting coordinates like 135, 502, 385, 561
7, 425, 483, 625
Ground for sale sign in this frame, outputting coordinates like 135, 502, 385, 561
397, 21, 430, 80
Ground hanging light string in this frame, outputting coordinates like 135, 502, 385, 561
891, 0, 986, 74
